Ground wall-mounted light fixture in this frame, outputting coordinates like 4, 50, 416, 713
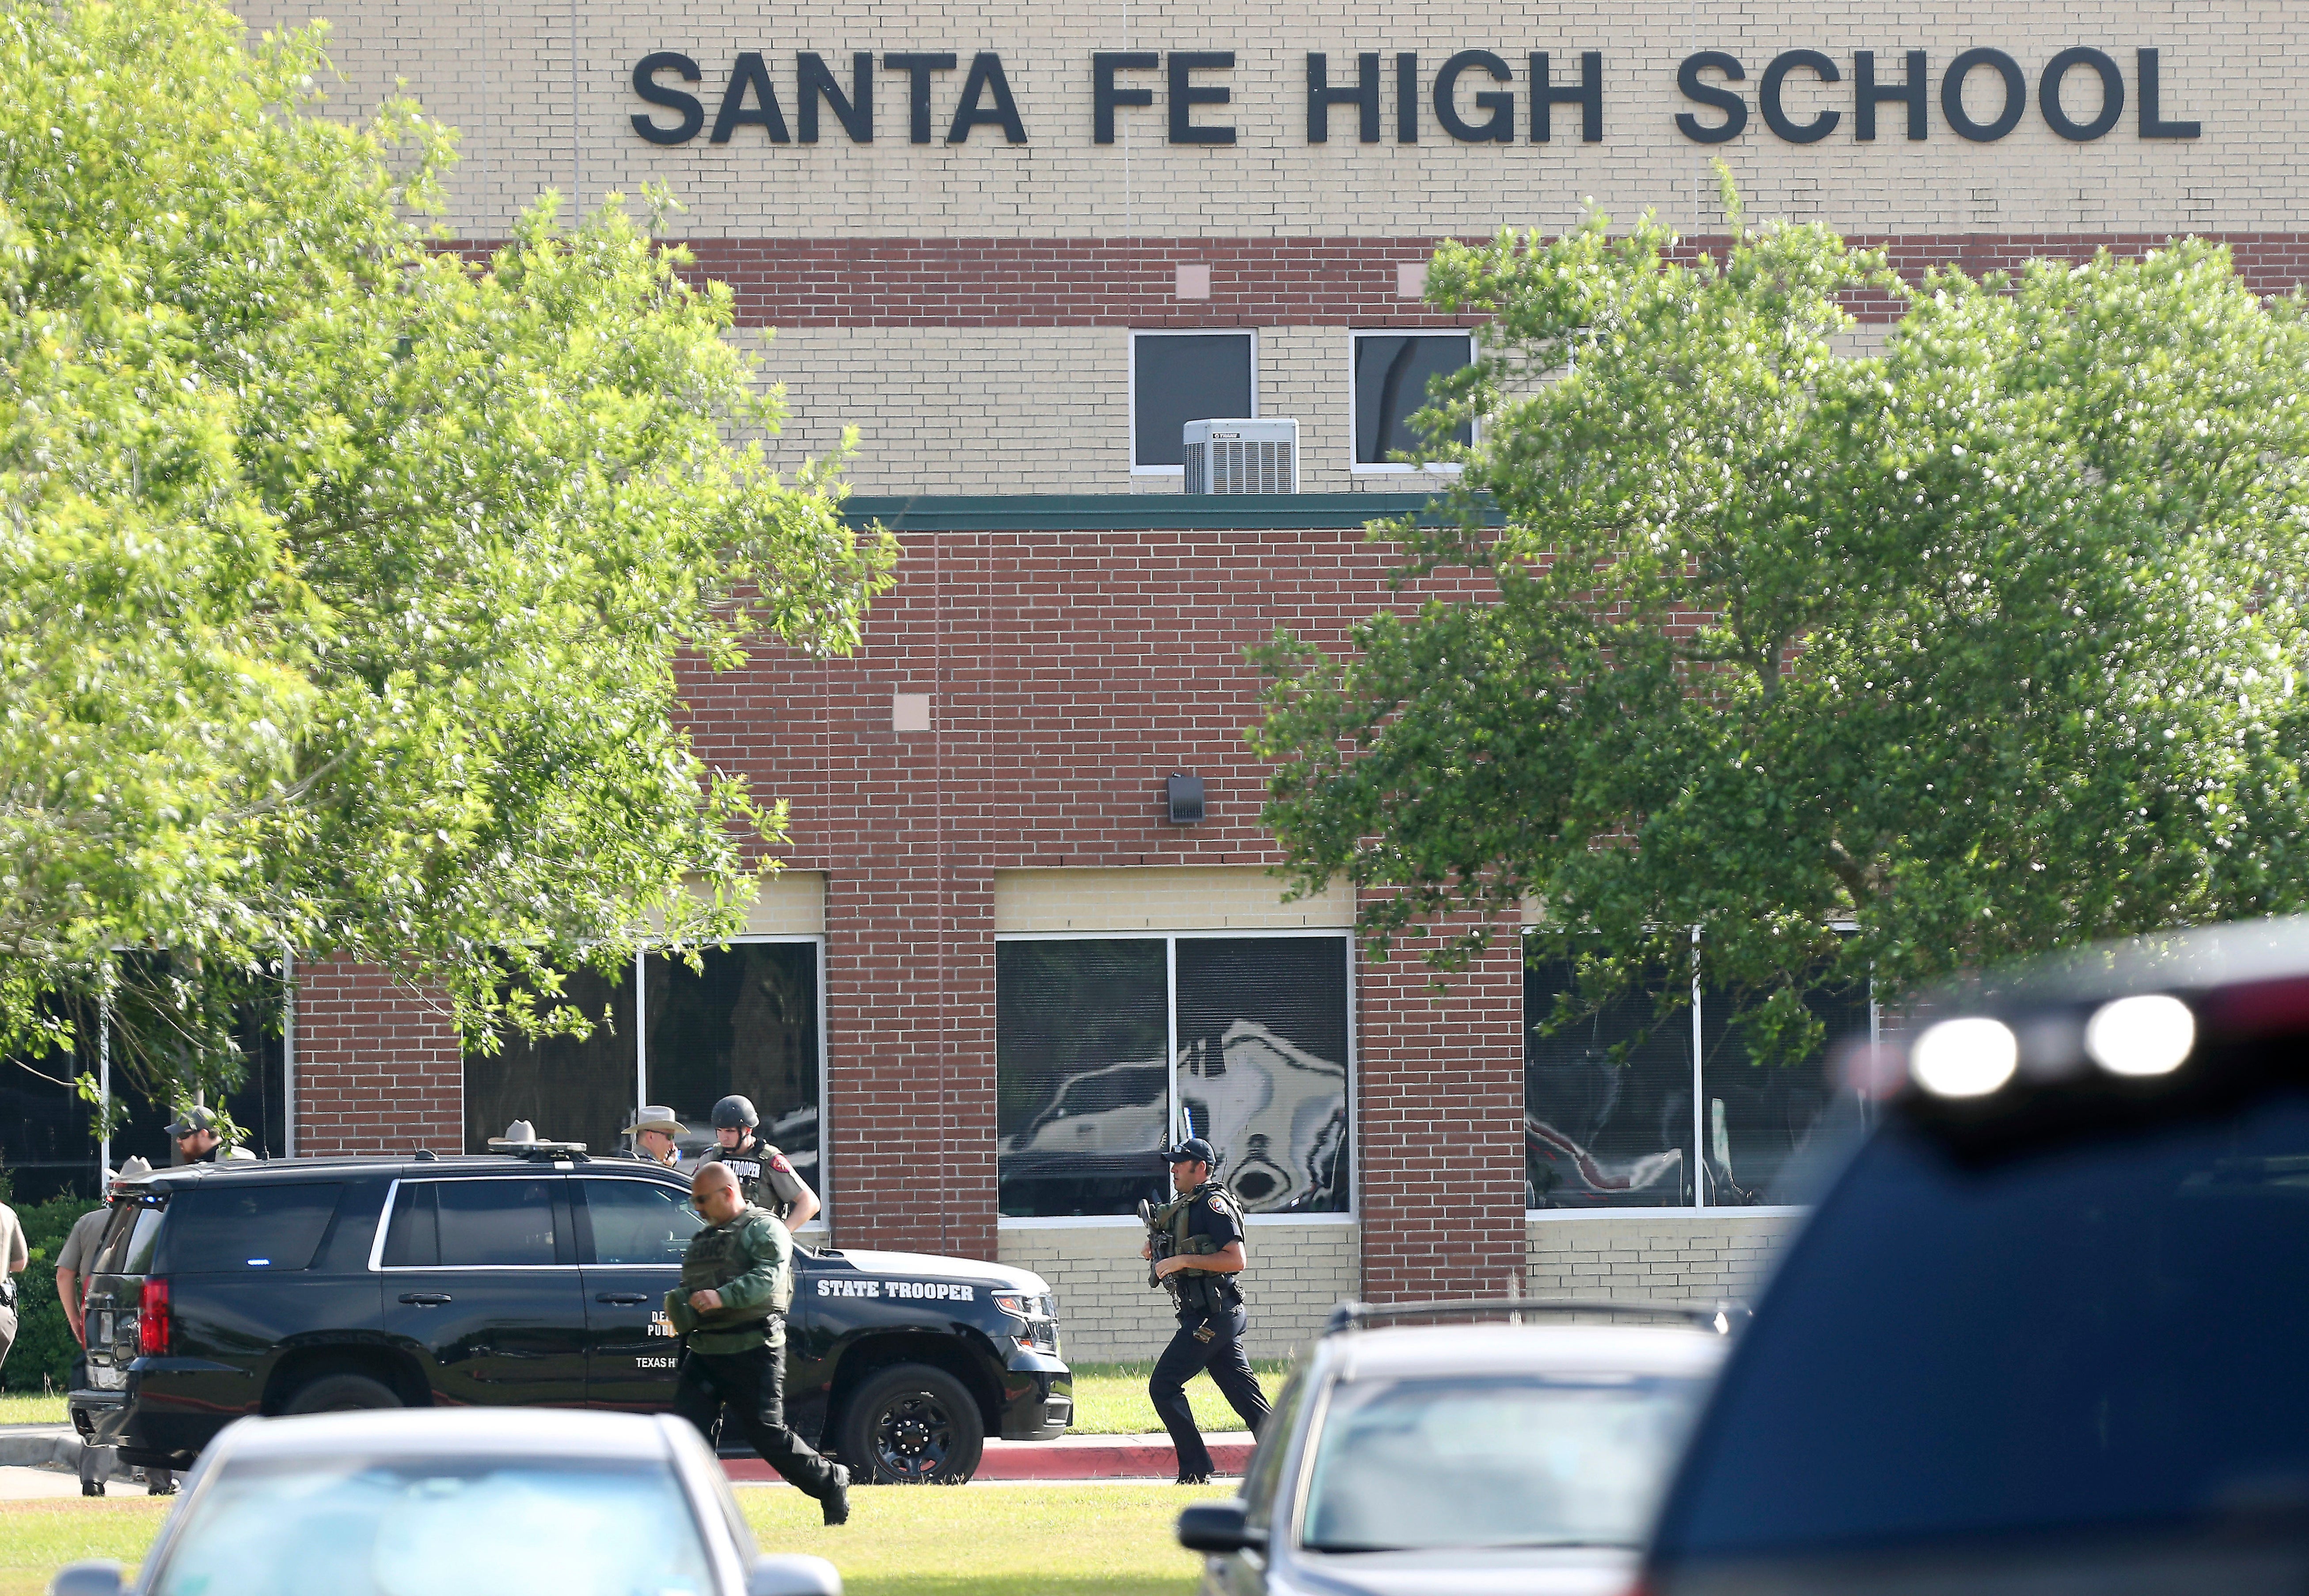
1166, 773, 1206, 825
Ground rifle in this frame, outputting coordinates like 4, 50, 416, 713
1137, 1196, 1181, 1308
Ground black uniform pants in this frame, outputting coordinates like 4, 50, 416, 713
1150, 1304, 1268, 1478
675, 1341, 840, 1501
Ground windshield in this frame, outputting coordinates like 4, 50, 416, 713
1657, 1089, 2309, 1560
1300, 1372, 1705, 1553
149, 1456, 716, 1596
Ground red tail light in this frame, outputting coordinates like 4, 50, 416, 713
138, 1277, 172, 1357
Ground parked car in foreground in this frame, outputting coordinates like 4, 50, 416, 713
69, 1146, 1070, 1483
1645, 916, 2309, 1594
1179, 1300, 1729, 1596
49, 1407, 839, 1596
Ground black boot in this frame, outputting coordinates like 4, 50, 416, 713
821, 1462, 851, 1526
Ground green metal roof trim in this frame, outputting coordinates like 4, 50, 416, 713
838, 493, 1502, 532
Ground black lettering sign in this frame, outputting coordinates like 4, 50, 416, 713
1093, 52, 1158, 144
631, 52, 703, 145
1396, 52, 1419, 143
1168, 52, 1235, 145
1675, 51, 1746, 143
798, 52, 873, 143
2038, 47, 2122, 141
1434, 49, 1513, 143
1529, 51, 1601, 143
1760, 48, 1839, 142
1854, 49, 1926, 141
883, 53, 958, 144
1307, 52, 1381, 144
711, 52, 790, 143
1941, 47, 2024, 141
2138, 48, 2200, 139
949, 52, 1026, 142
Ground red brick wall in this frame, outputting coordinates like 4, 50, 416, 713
294, 961, 463, 1157
1355, 921, 1529, 1303
678, 527, 1505, 1271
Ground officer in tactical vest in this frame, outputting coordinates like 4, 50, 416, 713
1143, 1137, 1271, 1485
698, 1096, 820, 1226
667, 1162, 850, 1524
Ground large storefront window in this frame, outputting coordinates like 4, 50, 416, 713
462, 940, 823, 1187
997, 933, 1353, 1219
1526, 935, 1868, 1211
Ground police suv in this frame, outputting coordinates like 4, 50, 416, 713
67, 1148, 1071, 1484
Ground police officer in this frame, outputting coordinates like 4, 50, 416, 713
626, 1106, 685, 1168
666, 1163, 850, 1524
697, 1096, 819, 1226
167, 1106, 256, 1164
1143, 1137, 1270, 1485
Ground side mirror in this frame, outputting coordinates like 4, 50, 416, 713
746, 1553, 843, 1596
49, 1563, 125, 1596
1177, 1500, 1268, 1555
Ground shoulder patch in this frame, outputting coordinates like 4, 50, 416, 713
1207, 1194, 1236, 1217
769, 1152, 794, 1175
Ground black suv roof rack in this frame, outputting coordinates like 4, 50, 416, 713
1325, 1297, 1748, 1336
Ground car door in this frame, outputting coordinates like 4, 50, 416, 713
575, 1174, 704, 1411
376, 1175, 587, 1406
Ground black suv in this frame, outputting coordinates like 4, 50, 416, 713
68, 1151, 1071, 1483
1644, 920, 2309, 1593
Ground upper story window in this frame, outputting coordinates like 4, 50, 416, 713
1352, 331, 1473, 470
1132, 331, 1256, 473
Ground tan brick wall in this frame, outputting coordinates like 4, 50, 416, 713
248, 0, 2275, 239
993, 865, 1352, 933
999, 1219, 1359, 1362
1525, 1212, 1803, 1303
752, 326, 1451, 495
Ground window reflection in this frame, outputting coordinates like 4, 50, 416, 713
996, 940, 1169, 1217
645, 943, 820, 1183
1524, 950, 1693, 1209
1175, 937, 1351, 1214
1699, 978, 1870, 1206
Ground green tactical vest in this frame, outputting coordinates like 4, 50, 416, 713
679, 1209, 794, 1321
1161, 1181, 1240, 1313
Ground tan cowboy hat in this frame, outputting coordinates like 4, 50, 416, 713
629, 1107, 684, 1137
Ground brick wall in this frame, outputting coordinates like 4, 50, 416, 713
999, 1220, 1359, 1362
1526, 1212, 1802, 1303
293, 961, 463, 1157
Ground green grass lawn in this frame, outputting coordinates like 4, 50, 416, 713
0, 1395, 66, 1428
0, 1482, 1227, 1596
1066, 1361, 1291, 1436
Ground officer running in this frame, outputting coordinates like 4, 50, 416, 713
698, 1096, 819, 1226
1143, 1137, 1270, 1485
667, 1163, 850, 1524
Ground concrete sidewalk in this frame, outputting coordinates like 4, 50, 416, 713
723, 1430, 1253, 1485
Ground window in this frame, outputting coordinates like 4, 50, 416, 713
1525, 933, 1872, 1212
460, 940, 824, 1195
1351, 332, 1472, 470
1132, 331, 1255, 471
383, 1179, 561, 1268
644, 941, 821, 1186
996, 932, 1353, 1218
160, 1184, 343, 1273
579, 1177, 704, 1266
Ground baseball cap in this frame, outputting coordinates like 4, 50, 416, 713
166, 1106, 220, 1137
630, 1106, 684, 1137
1166, 1137, 1218, 1165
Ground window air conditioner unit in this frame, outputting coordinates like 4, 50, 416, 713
1183, 418, 1299, 494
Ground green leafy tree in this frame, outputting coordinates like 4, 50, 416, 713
0, 0, 895, 1105
1253, 196, 2309, 1057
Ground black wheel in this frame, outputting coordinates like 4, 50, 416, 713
834, 1364, 984, 1484
281, 1372, 403, 1414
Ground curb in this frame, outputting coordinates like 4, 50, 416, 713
0, 1427, 83, 1471
724, 1431, 1254, 1485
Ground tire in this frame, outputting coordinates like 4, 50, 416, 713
834, 1364, 984, 1484
281, 1372, 403, 1415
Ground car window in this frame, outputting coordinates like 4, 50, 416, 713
580, 1178, 703, 1266
1241, 1366, 1306, 1528
382, 1180, 559, 1268
101, 1199, 166, 1277
1656, 1091, 2309, 1560
1299, 1372, 1704, 1553
147, 1456, 715, 1596
161, 1185, 343, 1273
